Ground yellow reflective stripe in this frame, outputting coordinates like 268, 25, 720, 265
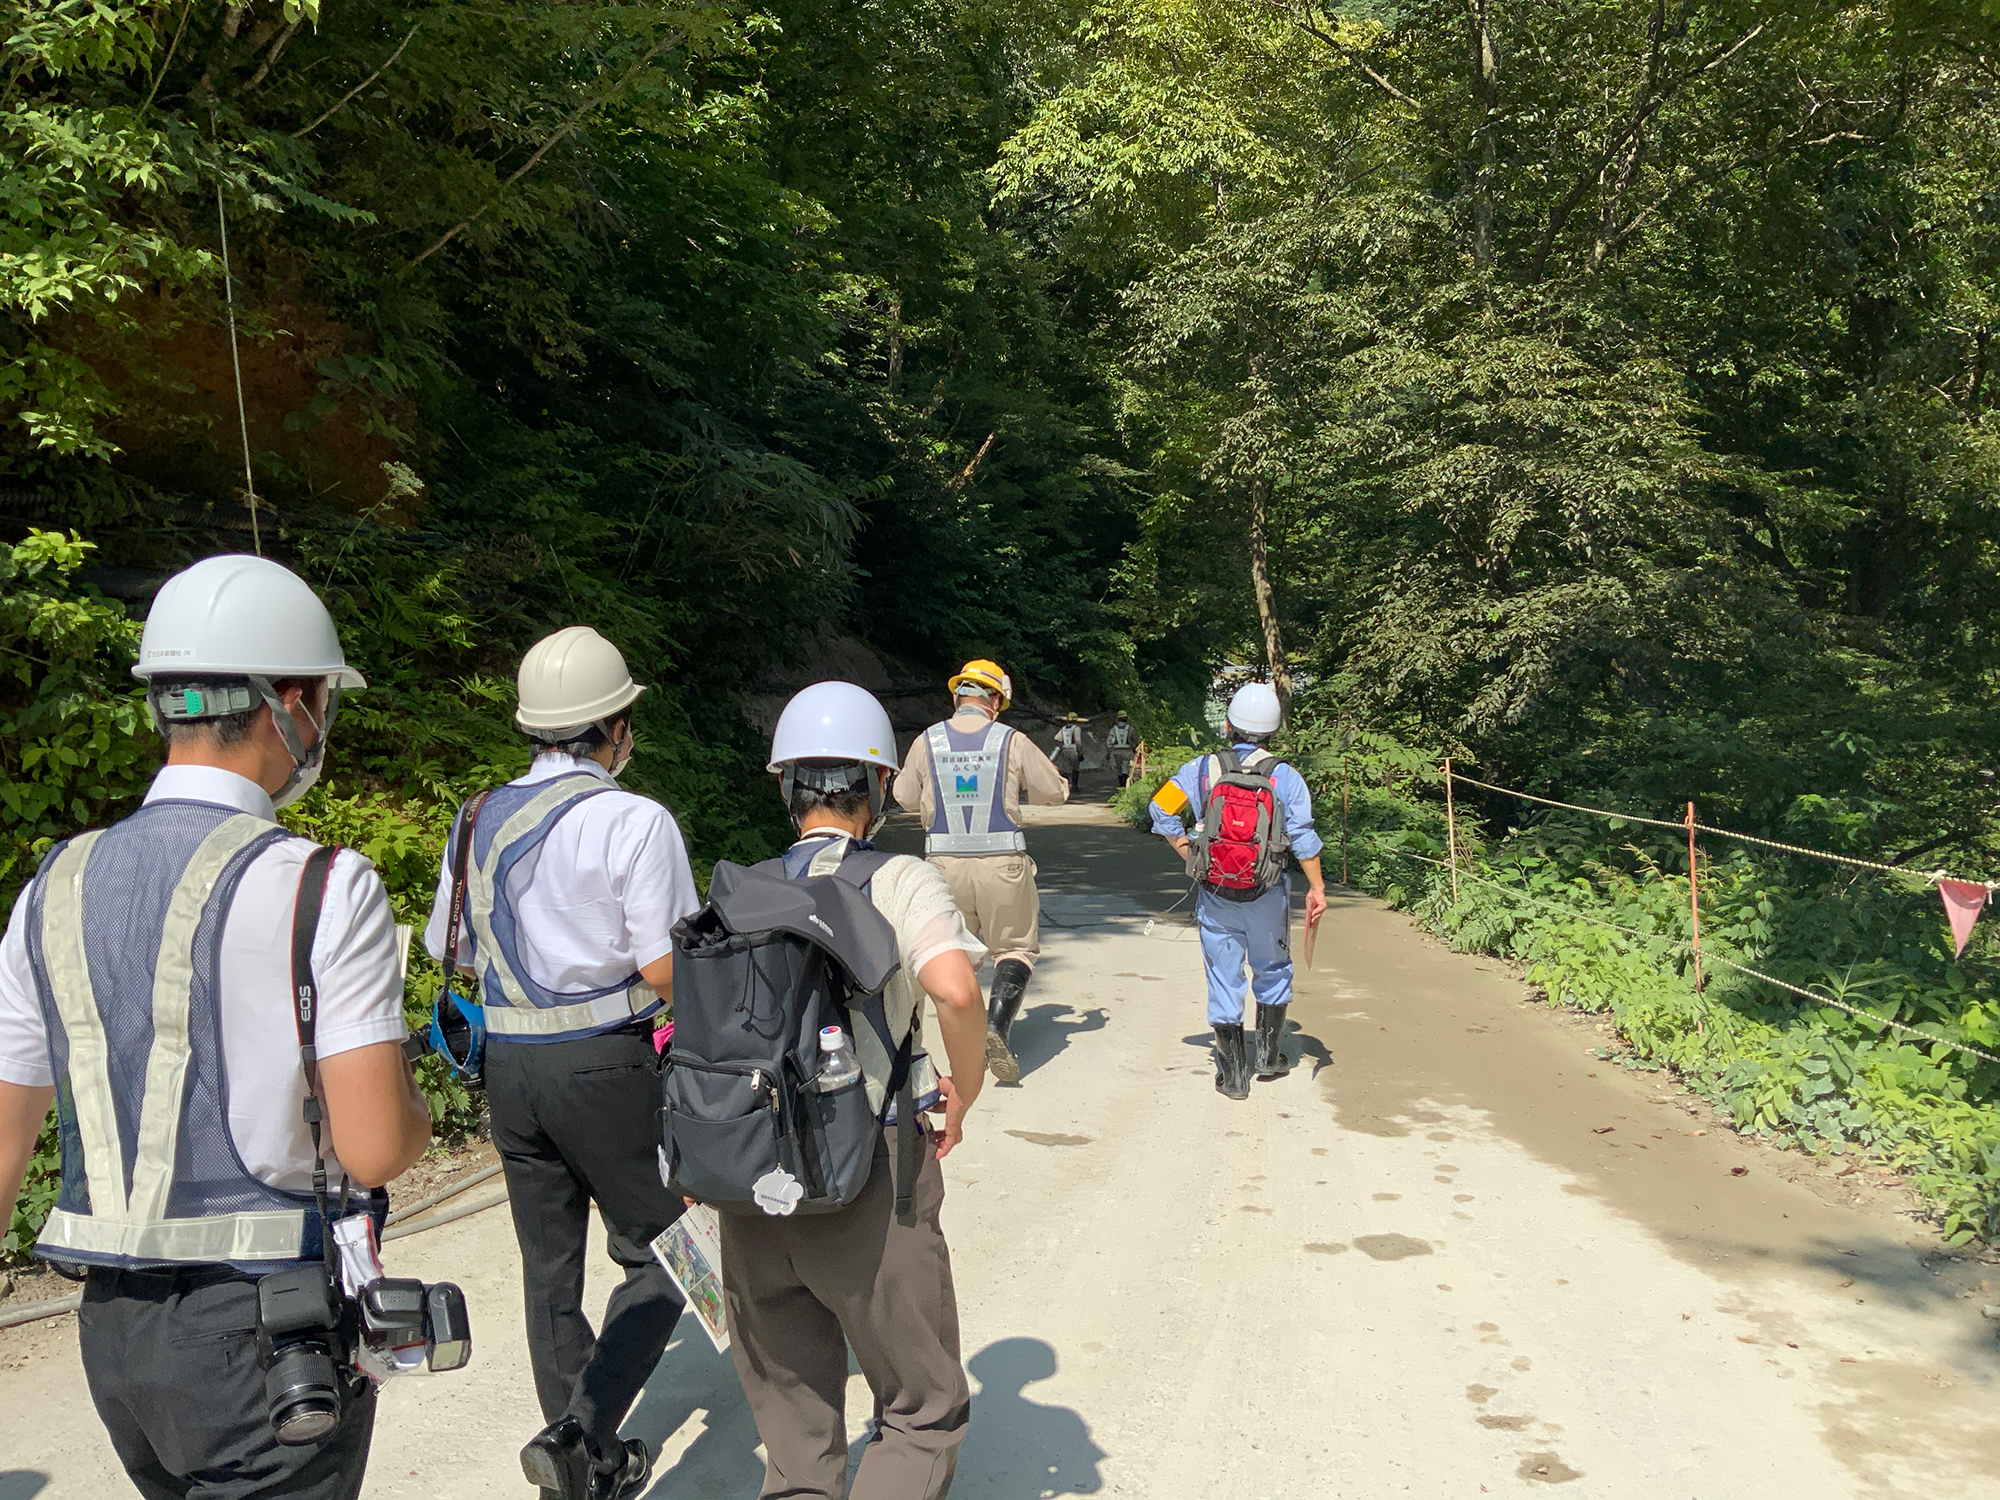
39, 1205, 306, 1263
129, 815, 274, 1224
1151, 779, 1190, 817
39, 833, 123, 1216
481, 981, 659, 1036
466, 780, 602, 1011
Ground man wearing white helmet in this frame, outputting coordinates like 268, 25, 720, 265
725, 680, 988, 1500
1149, 681, 1327, 1099
0, 554, 433, 1496
423, 625, 698, 1500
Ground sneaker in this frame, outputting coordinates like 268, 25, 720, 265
593, 1439, 654, 1500
521, 1417, 592, 1500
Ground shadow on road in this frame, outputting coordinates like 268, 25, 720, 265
0, 1474, 48, 1500
953, 1338, 1106, 1498
1005, 1003, 1108, 1083
630, 1321, 763, 1500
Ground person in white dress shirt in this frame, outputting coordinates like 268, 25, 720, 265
423, 625, 698, 1500
0, 554, 431, 1499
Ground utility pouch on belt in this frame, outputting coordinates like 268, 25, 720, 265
1188, 749, 1291, 901
660, 849, 915, 1219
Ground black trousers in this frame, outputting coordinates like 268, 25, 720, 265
79, 1266, 375, 1500
486, 1023, 688, 1465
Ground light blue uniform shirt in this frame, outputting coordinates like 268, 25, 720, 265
1150, 745, 1323, 860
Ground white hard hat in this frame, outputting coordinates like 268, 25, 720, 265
132, 554, 364, 688
516, 626, 644, 733
1226, 682, 1282, 735
768, 681, 899, 772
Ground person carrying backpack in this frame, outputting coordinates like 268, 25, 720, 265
1148, 682, 1327, 1099
667, 681, 986, 1500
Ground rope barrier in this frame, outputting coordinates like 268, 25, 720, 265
1446, 769, 1994, 889
1384, 846, 2000, 1069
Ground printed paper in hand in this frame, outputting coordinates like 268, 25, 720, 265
650, 1205, 729, 1352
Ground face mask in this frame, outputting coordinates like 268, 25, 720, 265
255, 678, 337, 810
606, 723, 634, 780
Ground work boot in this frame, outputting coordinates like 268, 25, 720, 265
592, 1439, 653, 1500
986, 959, 1030, 1083
1212, 1023, 1251, 1100
521, 1417, 592, 1500
1254, 1002, 1292, 1080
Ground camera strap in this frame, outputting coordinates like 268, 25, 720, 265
292, 844, 341, 1279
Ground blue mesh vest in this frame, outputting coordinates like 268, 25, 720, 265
922, 720, 1025, 856
458, 773, 663, 1041
24, 800, 334, 1272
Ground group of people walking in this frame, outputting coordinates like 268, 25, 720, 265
0, 554, 1325, 1500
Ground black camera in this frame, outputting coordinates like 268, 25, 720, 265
257, 1267, 348, 1446
257, 1267, 474, 1445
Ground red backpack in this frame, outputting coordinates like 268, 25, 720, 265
1188, 749, 1291, 900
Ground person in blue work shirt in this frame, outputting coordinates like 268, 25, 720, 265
1149, 682, 1327, 1099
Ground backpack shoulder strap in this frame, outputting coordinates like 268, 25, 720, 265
829, 849, 897, 889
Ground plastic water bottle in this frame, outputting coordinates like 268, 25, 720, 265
816, 1026, 862, 1092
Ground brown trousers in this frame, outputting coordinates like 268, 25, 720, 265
720, 1133, 968, 1500
930, 853, 1040, 970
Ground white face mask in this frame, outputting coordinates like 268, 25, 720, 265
258, 679, 336, 810
606, 723, 634, 780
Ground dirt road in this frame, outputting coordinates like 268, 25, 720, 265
3, 799, 1998, 1497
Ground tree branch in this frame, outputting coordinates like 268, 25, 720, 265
293, 19, 420, 136
410, 28, 683, 266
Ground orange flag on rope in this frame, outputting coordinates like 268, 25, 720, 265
1938, 879, 1988, 957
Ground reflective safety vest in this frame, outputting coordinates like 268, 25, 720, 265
460, 774, 662, 1040
1107, 722, 1134, 749
25, 801, 333, 1272
923, 720, 1026, 856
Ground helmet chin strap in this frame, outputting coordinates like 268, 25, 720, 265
250, 675, 336, 799
780, 762, 886, 837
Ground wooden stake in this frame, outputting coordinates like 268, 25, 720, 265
1444, 757, 1459, 903
1340, 762, 1350, 886
1687, 799, 1703, 992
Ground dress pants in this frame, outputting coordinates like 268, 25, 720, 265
79, 1265, 375, 1500
485, 1023, 688, 1465
721, 1130, 968, 1500
1195, 878, 1293, 1024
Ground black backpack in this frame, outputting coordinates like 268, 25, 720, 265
659, 845, 921, 1218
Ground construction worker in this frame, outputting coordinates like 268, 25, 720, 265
894, 659, 1068, 1083
425, 626, 696, 1500
0, 554, 433, 1497
725, 681, 988, 1500
1052, 713, 1086, 796
1149, 682, 1327, 1099
1107, 712, 1136, 786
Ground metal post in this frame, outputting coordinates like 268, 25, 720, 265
1340, 762, 1350, 886
1686, 799, 1703, 992
1444, 757, 1459, 903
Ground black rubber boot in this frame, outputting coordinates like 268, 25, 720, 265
986, 958, 1031, 1083
1212, 1023, 1251, 1100
1254, 1002, 1292, 1080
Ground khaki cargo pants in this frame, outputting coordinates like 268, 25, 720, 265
930, 852, 1040, 970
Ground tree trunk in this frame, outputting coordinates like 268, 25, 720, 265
1469, 0, 1497, 273
1247, 475, 1294, 716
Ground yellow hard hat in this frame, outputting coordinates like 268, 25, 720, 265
948, 658, 1011, 709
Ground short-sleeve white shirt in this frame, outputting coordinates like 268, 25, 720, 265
791, 832, 985, 1021
0, 765, 410, 1192
423, 753, 699, 991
